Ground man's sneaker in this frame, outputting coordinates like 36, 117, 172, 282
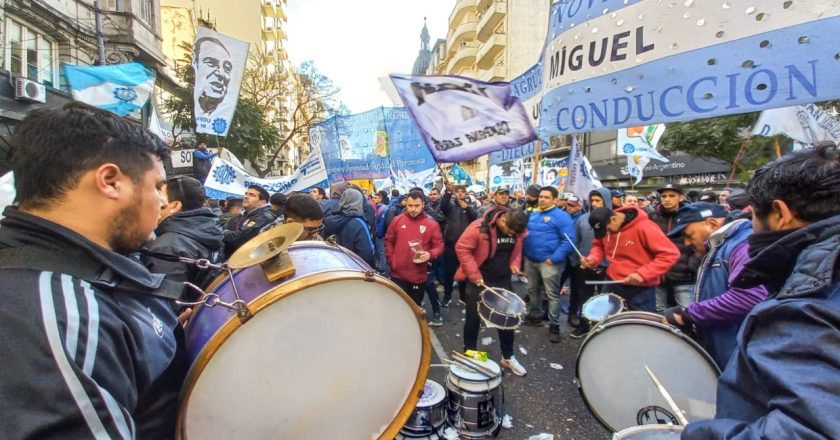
548, 324, 562, 343
567, 314, 581, 328
501, 356, 527, 376
570, 326, 589, 339
519, 276, 528, 284
458, 299, 466, 306
442, 297, 452, 307
430, 314, 443, 327
523, 315, 543, 326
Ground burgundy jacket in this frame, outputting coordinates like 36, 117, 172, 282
384, 212, 444, 284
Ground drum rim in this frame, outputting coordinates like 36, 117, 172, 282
574, 313, 720, 433
176, 269, 432, 440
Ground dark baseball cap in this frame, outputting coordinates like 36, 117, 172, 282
667, 202, 728, 237
495, 185, 511, 194
698, 191, 717, 203
657, 183, 684, 194
610, 189, 625, 198
588, 207, 615, 239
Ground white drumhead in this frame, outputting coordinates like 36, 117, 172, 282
613, 424, 684, 439
582, 294, 624, 321
577, 318, 718, 432
448, 359, 502, 392
417, 380, 446, 407
183, 278, 425, 439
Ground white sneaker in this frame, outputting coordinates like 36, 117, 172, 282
519, 276, 528, 284
501, 356, 527, 377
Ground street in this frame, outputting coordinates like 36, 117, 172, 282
420, 279, 609, 440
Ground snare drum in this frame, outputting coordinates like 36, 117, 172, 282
178, 241, 431, 439
581, 293, 625, 323
613, 424, 684, 439
446, 359, 503, 439
478, 287, 526, 329
576, 312, 719, 432
401, 379, 448, 437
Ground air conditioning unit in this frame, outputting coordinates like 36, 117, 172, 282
15, 78, 47, 103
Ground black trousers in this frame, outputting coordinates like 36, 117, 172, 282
464, 281, 515, 359
392, 278, 426, 309
568, 266, 605, 331
443, 243, 466, 301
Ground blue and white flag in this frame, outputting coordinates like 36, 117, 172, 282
752, 103, 840, 149
203, 148, 329, 199
63, 63, 155, 118
389, 74, 537, 162
193, 27, 250, 137
565, 136, 602, 198
448, 163, 473, 186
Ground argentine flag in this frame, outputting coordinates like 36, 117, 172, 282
63, 63, 155, 118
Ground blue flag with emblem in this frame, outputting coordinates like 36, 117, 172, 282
63, 63, 155, 118
448, 163, 473, 186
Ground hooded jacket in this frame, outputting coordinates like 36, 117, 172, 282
440, 190, 478, 244
523, 205, 576, 264
571, 188, 613, 266
142, 208, 223, 285
223, 204, 277, 256
683, 214, 840, 440
323, 189, 376, 267
384, 211, 444, 284
588, 206, 680, 286
650, 202, 700, 285
455, 209, 527, 283
0, 207, 188, 439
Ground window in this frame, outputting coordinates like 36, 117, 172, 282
139, 0, 153, 24
4, 18, 57, 87
105, 0, 123, 11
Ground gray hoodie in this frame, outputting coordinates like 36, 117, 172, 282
339, 188, 364, 217
570, 187, 613, 266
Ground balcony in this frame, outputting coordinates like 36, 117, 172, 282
276, 25, 286, 40
101, 12, 164, 66
476, 33, 506, 69
450, 44, 478, 72
477, 0, 495, 11
449, 0, 478, 30
447, 20, 478, 54
277, 1, 287, 21
477, 0, 506, 42
480, 64, 506, 82
261, 0, 275, 15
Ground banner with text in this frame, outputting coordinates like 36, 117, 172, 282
539, 157, 570, 188
309, 107, 436, 182
390, 74, 537, 162
752, 103, 840, 148
490, 160, 532, 191
539, 1, 840, 136
203, 148, 328, 199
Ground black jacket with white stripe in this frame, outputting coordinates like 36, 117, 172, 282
0, 207, 189, 439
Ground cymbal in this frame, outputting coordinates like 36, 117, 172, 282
227, 222, 303, 269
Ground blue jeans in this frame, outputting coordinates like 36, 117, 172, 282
612, 284, 657, 313
525, 259, 563, 325
655, 284, 695, 313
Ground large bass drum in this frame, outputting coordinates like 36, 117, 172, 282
576, 311, 718, 433
177, 240, 431, 439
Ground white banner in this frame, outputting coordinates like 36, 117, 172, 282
752, 103, 840, 148
193, 28, 250, 137
203, 148, 329, 199
565, 136, 603, 198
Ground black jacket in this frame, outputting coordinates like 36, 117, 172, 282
142, 208, 223, 285
323, 213, 376, 267
440, 190, 478, 244
0, 207, 188, 439
223, 204, 277, 256
649, 203, 700, 285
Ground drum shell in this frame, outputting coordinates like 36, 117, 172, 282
478, 288, 525, 330
477, 301, 521, 329
445, 379, 502, 437
402, 380, 448, 435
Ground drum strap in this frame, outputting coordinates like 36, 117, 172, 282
0, 246, 189, 302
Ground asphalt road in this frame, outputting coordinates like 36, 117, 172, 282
418, 279, 611, 440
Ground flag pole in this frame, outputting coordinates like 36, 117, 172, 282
727, 136, 751, 187
532, 139, 542, 185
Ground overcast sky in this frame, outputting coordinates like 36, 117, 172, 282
285, 0, 454, 113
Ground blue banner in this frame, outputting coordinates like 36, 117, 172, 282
538, 1, 840, 136
308, 107, 436, 182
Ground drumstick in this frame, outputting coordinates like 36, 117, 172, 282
478, 282, 512, 304
452, 351, 498, 378
644, 364, 689, 426
450, 358, 494, 379
563, 233, 584, 259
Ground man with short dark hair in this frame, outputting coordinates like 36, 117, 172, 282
309, 186, 326, 201
192, 142, 216, 183
456, 207, 529, 376
270, 192, 288, 217
220, 197, 242, 226
0, 102, 186, 437
684, 143, 840, 439
523, 186, 576, 343
440, 182, 478, 306
284, 193, 325, 241
650, 183, 698, 312
223, 184, 276, 255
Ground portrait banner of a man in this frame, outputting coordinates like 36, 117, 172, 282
192, 27, 250, 137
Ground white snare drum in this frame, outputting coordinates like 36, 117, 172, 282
401, 380, 448, 437
613, 424, 684, 439
576, 311, 719, 432
178, 241, 431, 439
581, 293, 625, 323
446, 359, 503, 439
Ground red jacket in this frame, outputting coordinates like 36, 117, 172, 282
588, 206, 680, 286
385, 212, 444, 284
455, 210, 527, 284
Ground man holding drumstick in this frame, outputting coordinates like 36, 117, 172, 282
455, 207, 529, 376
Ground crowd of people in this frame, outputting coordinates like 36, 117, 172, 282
2, 103, 840, 439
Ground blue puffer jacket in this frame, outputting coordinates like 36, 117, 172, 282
683, 214, 840, 439
524, 205, 575, 264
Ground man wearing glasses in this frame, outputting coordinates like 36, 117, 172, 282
283, 193, 325, 241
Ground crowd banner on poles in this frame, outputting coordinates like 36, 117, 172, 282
389, 74, 537, 162
752, 103, 840, 149
203, 148, 329, 199
617, 124, 669, 184
309, 107, 436, 182
537, 1, 840, 136
565, 136, 603, 198
192, 27, 249, 137
489, 160, 532, 191
539, 157, 570, 188
64, 63, 155, 118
